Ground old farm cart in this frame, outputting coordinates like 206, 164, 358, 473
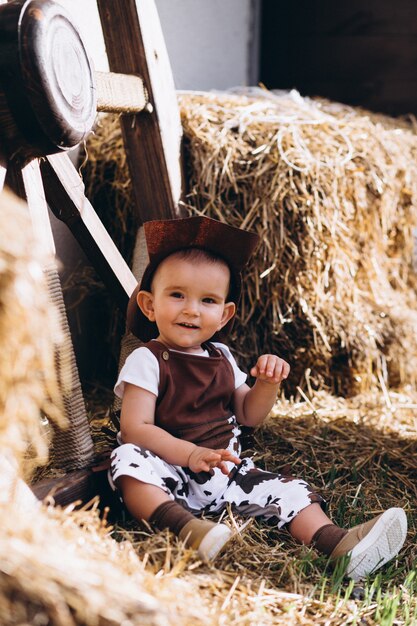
0, 0, 184, 504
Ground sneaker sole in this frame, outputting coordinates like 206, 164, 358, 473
198, 524, 233, 562
347, 508, 407, 581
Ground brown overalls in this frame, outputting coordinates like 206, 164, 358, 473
109, 341, 324, 524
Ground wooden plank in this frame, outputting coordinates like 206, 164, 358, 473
261, 0, 417, 118
97, 0, 183, 222
262, 35, 417, 86
291, 78, 417, 111
0, 161, 6, 192
40, 153, 137, 311
31, 469, 96, 506
21, 160, 56, 255
31, 464, 121, 512
268, 32, 417, 114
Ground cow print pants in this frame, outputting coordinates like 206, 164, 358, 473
109, 437, 324, 527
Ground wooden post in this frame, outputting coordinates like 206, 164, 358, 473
97, 0, 183, 222
40, 153, 137, 310
20, 160, 55, 255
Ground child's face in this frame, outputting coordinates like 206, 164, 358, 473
137, 255, 236, 353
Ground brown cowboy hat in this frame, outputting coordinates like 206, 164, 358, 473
127, 215, 260, 342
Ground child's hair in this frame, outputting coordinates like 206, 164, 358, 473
151, 247, 233, 297
168, 247, 228, 265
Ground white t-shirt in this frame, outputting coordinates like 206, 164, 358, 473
114, 341, 247, 399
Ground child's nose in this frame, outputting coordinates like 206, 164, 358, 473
183, 299, 199, 315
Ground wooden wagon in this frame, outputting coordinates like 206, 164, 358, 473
0, 0, 184, 506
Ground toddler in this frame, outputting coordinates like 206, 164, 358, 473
109, 216, 407, 580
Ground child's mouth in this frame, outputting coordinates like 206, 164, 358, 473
178, 322, 199, 329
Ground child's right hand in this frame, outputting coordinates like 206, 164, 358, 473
187, 446, 241, 475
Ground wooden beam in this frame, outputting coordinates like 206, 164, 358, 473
0, 144, 7, 192
40, 153, 137, 311
21, 160, 55, 255
6, 159, 97, 470
97, 0, 183, 222
31, 462, 121, 513
31, 469, 96, 506
0, 161, 7, 192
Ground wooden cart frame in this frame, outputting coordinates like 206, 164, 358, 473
0, 0, 184, 505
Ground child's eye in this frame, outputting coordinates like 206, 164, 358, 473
170, 292, 184, 299
202, 297, 216, 304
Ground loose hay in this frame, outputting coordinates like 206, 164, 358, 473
0, 189, 65, 475
83, 89, 417, 396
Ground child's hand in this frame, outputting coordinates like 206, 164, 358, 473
250, 354, 290, 385
187, 447, 241, 475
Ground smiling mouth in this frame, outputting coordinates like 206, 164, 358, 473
177, 322, 199, 329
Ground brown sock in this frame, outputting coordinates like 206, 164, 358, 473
149, 500, 195, 536
312, 524, 349, 555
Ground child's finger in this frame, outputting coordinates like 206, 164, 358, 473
282, 361, 290, 379
250, 353, 292, 384
256, 354, 268, 374
204, 451, 221, 463
265, 355, 279, 377
218, 448, 233, 455
226, 454, 241, 465
217, 449, 241, 464
271, 358, 285, 380
217, 461, 230, 475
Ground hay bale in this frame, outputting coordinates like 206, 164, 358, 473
83, 90, 417, 396
178, 89, 417, 395
0, 189, 65, 475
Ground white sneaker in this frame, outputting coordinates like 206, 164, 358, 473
179, 518, 233, 562
331, 507, 407, 581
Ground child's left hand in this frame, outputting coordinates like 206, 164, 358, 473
250, 354, 290, 385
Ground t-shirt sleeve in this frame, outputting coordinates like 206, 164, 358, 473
114, 347, 160, 398
212, 342, 247, 389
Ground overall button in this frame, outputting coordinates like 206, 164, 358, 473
162, 351, 169, 361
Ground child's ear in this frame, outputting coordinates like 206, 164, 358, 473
218, 301, 236, 330
137, 290, 155, 322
